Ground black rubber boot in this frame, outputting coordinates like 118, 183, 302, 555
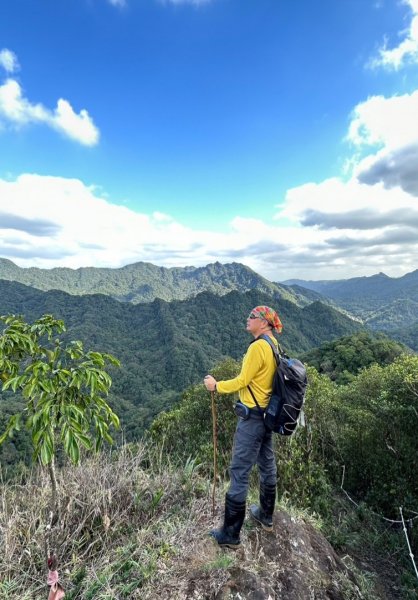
209, 494, 246, 549
249, 483, 276, 531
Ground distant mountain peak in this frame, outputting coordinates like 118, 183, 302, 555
0, 258, 302, 306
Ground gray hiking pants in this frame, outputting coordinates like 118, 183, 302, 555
228, 412, 277, 503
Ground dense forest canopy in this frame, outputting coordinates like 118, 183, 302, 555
302, 331, 409, 384
0, 280, 363, 433
5, 258, 418, 339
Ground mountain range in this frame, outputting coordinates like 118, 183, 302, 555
0, 258, 303, 305
0, 277, 362, 440
3, 257, 418, 476
283, 270, 418, 330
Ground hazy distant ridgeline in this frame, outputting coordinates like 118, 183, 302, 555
282, 270, 418, 329
0, 258, 304, 305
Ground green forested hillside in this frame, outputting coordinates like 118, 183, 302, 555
1, 284, 416, 597
284, 283, 341, 308
365, 297, 418, 331
390, 320, 418, 351
0, 258, 302, 305
0, 280, 363, 440
302, 331, 408, 384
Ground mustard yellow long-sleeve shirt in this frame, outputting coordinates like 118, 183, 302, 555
216, 336, 278, 408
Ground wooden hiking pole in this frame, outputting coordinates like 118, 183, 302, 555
211, 390, 218, 516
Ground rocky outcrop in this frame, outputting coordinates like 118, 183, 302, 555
151, 510, 371, 600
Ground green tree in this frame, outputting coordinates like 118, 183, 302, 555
302, 331, 407, 384
0, 314, 120, 525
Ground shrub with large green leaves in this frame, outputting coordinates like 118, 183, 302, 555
0, 314, 120, 466
334, 355, 418, 517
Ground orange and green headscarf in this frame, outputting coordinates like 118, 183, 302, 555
251, 305, 283, 333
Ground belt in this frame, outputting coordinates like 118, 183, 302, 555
248, 406, 265, 417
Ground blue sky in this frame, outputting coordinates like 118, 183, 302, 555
1, 0, 418, 281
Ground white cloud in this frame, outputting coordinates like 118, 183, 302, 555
277, 177, 418, 230
267, 85, 418, 279
370, 0, 418, 69
2, 169, 418, 282
0, 50, 99, 146
0, 174, 325, 278
346, 90, 418, 196
0, 79, 99, 146
0, 174, 226, 269
347, 90, 418, 150
108, 0, 126, 7
0, 49, 19, 74
0, 79, 47, 124
52, 98, 99, 145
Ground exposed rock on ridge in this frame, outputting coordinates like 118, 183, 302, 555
153, 510, 366, 600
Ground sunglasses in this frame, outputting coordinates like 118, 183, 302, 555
248, 313, 260, 319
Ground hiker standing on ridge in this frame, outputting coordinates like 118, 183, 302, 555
204, 305, 283, 548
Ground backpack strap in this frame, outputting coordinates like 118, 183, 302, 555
258, 333, 281, 363
247, 385, 264, 414
247, 334, 280, 415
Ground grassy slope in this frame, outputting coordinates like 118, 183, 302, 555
0, 444, 397, 600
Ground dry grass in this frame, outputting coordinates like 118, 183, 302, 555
0, 443, 234, 599
0, 443, 396, 600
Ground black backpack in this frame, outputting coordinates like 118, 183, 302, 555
248, 334, 308, 436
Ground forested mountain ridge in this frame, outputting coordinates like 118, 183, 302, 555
281, 283, 342, 309
282, 269, 418, 329
282, 269, 418, 309
0, 258, 305, 305
0, 279, 363, 440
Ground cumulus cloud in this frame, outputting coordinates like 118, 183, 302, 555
0, 54, 99, 146
0, 174, 226, 269
347, 90, 418, 149
278, 177, 418, 225
370, 0, 418, 69
0, 49, 19, 74
0, 173, 340, 280
300, 206, 418, 230
271, 167, 418, 279
357, 144, 418, 196
262, 83, 418, 278
3, 165, 418, 282
346, 90, 418, 196
1, 62, 418, 281
0, 212, 60, 236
